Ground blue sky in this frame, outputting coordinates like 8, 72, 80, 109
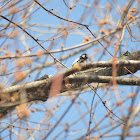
0, 0, 140, 139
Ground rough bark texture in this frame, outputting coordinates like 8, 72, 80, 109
0, 50, 140, 117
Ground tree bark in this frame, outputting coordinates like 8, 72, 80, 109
0, 50, 140, 117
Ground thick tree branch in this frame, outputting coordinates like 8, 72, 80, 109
0, 50, 140, 117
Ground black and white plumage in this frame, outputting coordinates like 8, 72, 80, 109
72, 54, 88, 66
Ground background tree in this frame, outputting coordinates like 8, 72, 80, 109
0, 0, 140, 139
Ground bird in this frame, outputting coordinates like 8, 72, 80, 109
72, 54, 88, 66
